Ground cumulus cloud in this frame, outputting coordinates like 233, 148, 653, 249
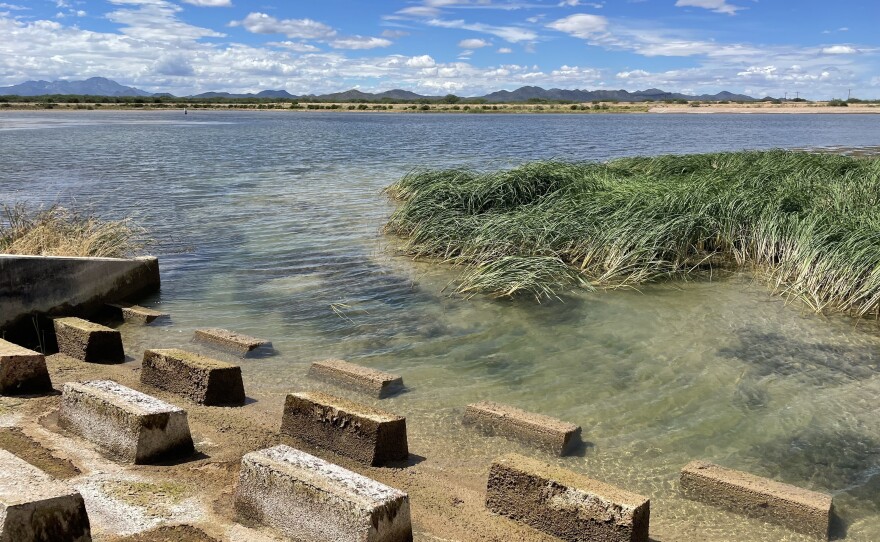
822, 45, 857, 55
547, 14, 608, 38
675, 0, 744, 15
459, 38, 490, 49
498, 47, 513, 53
231, 13, 336, 40
330, 36, 393, 50
181, 0, 231, 6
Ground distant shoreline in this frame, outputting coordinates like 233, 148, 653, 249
1, 102, 879, 114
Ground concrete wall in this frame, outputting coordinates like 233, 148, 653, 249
0, 255, 160, 346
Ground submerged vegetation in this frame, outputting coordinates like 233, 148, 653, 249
385, 150, 880, 318
0, 204, 144, 258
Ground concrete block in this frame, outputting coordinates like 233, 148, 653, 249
58, 380, 194, 464
106, 304, 168, 324
0, 449, 91, 542
463, 401, 581, 456
0, 339, 52, 395
486, 453, 650, 542
235, 445, 412, 542
141, 348, 245, 406
53, 317, 124, 364
280, 392, 408, 466
308, 359, 404, 398
680, 460, 832, 539
193, 328, 269, 355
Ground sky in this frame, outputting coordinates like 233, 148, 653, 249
0, 0, 878, 98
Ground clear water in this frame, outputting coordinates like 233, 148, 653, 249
3, 111, 880, 541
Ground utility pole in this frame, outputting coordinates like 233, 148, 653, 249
848, 89, 852, 100
795, 91, 799, 100
784, 91, 788, 100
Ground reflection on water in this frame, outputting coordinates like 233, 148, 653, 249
3, 111, 880, 541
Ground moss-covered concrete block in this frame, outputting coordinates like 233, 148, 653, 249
308, 359, 404, 398
464, 401, 581, 456
141, 348, 245, 406
0, 449, 91, 542
281, 391, 408, 466
59, 380, 194, 464
0, 339, 52, 395
106, 304, 168, 324
193, 328, 269, 355
680, 460, 832, 539
235, 445, 412, 542
53, 317, 124, 364
487, 453, 650, 542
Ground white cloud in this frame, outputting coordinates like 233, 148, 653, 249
107, 0, 224, 42
382, 29, 410, 38
405, 54, 436, 68
675, 0, 744, 15
267, 41, 321, 53
547, 13, 608, 38
181, 0, 231, 6
459, 38, 490, 49
330, 36, 393, 50
498, 47, 513, 53
616, 69, 650, 79
231, 13, 336, 40
822, 45, 857, 55
427, 18, 537, 43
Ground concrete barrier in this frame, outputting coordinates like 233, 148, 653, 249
0, 449, 92, 542
106, 303, 168, 324
235, 445, 412, 542
141, 348, 245, 406
280, 391, 408, 466
487, 453, 650, 542
0, 338, 52, 395
53, 317, 124, 364
308, 359, 404, 398
463, 401, 581, 456
0, 255, 160, 346
680, 460, 832, 539
193, 328, 269, 355
59, 380, 194, 464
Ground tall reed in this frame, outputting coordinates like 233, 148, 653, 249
384, 150, 880, 318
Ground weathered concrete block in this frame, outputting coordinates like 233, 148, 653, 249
141, 348, 245, 406
106, 304, 168, 324
0, 339, 52, 395
280, 392, 408, 466
53, 317, 124, 364
193, 328, 269, 355
463, 401, 581, 456
308, 359, 404, 398
0, 449, 91, 542
487, 453, 650, 542
680, 460, 832, 539
235, 445, 412, 542
58, 380, 194, 464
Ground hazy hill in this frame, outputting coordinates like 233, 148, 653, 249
0, 77, 151, 97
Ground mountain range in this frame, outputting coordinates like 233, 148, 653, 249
0, 77, 757, 102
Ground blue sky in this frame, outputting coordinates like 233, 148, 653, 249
1, 0, 877, 98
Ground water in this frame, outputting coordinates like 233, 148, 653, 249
3, 110, 880, 541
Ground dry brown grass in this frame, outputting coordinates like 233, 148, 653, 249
0, 204, 145, 258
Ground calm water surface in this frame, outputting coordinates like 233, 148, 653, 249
3, 111, 880, 541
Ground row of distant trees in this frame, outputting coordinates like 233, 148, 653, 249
1, 94, 876, 106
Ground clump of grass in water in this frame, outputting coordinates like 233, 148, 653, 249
0, 203, 145, 258
384, 150, 880, 318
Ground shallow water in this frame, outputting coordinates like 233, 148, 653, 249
3, 111, 880, 541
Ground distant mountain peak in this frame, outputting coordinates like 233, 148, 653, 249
0, 78, 757, 103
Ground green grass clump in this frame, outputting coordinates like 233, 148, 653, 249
384, 150, 880, 317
